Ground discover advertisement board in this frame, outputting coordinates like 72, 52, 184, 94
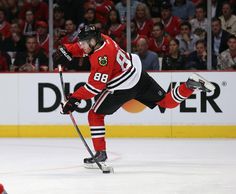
0, 72, 235, 137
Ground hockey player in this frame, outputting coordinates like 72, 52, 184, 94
53, 25, 215, 168
0, 184, 7, 194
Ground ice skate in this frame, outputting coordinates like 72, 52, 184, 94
186, 73, 215, 92
84, 151, 107, 169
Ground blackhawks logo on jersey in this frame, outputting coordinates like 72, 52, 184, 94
98, 56, 108, 66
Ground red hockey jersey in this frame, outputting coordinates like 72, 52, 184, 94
0, 21, 11, 39
107, 24, 126, 39
162, 16, 181, 38
37, 34, 49, 55
149, 36, 170, 56
95, 0, 114, 25
64, 34, 142, 100
135, 19, 154, 37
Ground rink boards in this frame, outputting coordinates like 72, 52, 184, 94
0, 71, 235, 137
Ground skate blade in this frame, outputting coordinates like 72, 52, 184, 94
84, 162, 106, 169
192, 73, 216, 92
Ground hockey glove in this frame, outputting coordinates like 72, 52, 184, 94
53, 45, 73, 66
60, 97, 81, 114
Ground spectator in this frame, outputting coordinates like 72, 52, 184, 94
53, 6, 66, 49
143, 0, 163, 20
0, 1, 7, 8
59, 20, 88, 72
105, 9, 125, 46
115, 0, 140, 23
3, 31, 25, 53
53, 6, 65, 31
171, 0, 196, 21
211, 0, 223, 18
191, 0, 203, 6
0, 8, 11, 40
228, 0, 236, 15
136, 37, 159, 71
8, 20, 21, 35
78, 8, 102, 31
160, 1, 181, 38
5, 0, 20, 22
185, 39, 216, 70
2, 22, 26, 54
19, 0, 48, 22
61, 20, 78, 45
85, 0, 114, 25
20, 10, 37, 36
217, 35, 236, 70
219, 2, 236, 36
55, 0, 85, 26
176, 21, 199, 56
189, 5, 207, 39
162, 38, 186, 70
13, 36, 48, 72
149, 22, 170, 57
121, 20, 147, 52
0, 45, 11, 71
211, 17, 231, 56
133, 3, 154, 37
36, 21, 49, 56
129, 20, 142, 52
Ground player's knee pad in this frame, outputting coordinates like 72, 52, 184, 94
88, 109, 105, 126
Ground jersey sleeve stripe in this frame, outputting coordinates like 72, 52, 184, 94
107, 66, 136, 89
84, 84, 101, 95
105, 5, 111, 11
107, 52, 133, 85
93, 90, 110, 112
108, 65, 134, 85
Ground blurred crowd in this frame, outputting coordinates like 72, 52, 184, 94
0, 0, 236, 72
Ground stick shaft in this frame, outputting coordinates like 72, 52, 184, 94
58, 65, 103, 171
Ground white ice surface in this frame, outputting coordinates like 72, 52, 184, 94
0, 138, 236, 194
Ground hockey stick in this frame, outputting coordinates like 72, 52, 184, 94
58, 65, 113, 174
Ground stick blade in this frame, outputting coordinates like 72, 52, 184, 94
84, 162, 114, 173
102, 164, 114, 174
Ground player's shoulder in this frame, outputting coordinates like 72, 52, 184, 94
95, 34, 117, 53
102, 34, 116, 46
91, 34, 117, 66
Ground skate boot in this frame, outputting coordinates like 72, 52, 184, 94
84, 151, 107, 169
186, 73, 215, 92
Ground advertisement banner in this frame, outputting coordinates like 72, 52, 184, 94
0, 72, 235, 126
